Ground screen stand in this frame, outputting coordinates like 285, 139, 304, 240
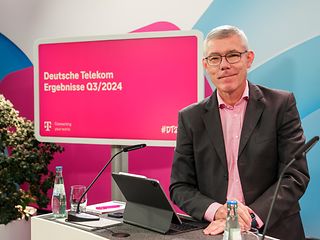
111, 145, 128, 202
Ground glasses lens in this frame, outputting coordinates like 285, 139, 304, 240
226, 52, 241, 64
207, 55, 221, 65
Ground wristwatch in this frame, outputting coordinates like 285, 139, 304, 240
250, 213, 258, 228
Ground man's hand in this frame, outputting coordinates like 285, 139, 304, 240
203, 219, 226, 235
214, 201, 252, 231
214, 203, 228, 220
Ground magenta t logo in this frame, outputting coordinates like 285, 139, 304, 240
44, 121, 52, 131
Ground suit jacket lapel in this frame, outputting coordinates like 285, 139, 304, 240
202, 91, 228, 170
238, 83, 265, 157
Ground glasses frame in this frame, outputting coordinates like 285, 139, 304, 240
204, 50, 248, 66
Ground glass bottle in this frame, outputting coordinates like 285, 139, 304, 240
51, 166, 67, 218
223, 200, 242, 240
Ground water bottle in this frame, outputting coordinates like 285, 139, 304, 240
51, 166, 67, 218
223, 200, 242, 240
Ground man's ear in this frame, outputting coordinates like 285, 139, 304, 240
202, 58, 209, 71
246, 50, 255, 69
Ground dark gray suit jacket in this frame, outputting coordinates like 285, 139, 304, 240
170, 82, 309, 240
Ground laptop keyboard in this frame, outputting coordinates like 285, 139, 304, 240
169, 221, 206, 234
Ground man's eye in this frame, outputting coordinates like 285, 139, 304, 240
209, 56, 220, 61
227, 53, 240, 58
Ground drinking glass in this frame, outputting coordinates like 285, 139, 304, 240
70, 185, 87, 212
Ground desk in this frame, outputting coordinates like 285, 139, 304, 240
31, 214, 275, 240
95, 222, 262, 240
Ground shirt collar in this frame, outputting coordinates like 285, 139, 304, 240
218, 80, 249, 109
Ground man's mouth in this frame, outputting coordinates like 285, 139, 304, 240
218, 73, 237, 79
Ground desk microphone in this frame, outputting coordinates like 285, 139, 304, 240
261, 136, 319, 240
67, 144, 146, 222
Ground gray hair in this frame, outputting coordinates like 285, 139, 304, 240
203, 25, 249, 55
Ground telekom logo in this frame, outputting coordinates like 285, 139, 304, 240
44, 121, 52, 131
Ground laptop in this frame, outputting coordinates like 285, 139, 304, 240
112, 172, 207, 234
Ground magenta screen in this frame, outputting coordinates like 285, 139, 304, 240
34, 30, 203, 146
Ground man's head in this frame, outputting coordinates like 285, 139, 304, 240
203, 25, 254, 103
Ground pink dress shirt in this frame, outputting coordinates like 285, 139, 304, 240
204, 81, 262, 227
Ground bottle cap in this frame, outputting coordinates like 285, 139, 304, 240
56, 166, 63, 171
227, 200, 237, 205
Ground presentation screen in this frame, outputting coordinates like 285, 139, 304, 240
34, 30, 204, 146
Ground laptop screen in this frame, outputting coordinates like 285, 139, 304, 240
112, 172, 183, 233
112, 173, 179, 216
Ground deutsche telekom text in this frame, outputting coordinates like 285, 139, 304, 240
42, 70, 123, 93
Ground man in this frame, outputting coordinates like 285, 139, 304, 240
169, 25, 309, 240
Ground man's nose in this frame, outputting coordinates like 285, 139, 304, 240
220, 56, 231, 70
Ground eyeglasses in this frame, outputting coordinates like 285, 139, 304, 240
204, 50, 248, 66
